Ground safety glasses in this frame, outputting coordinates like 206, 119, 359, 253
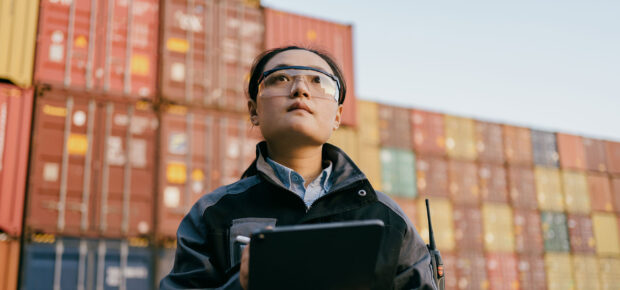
257, 66, 341, 103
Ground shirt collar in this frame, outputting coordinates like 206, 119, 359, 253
265, 156, 333, 191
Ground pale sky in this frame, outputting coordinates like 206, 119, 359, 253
261, 0, 620, 141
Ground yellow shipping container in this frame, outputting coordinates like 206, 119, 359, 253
598, 257, 620, 290
592, 213, 620, 256
0, 0, 39, 87
444, 115, 477, 160
0, 236, 20, 290
416, 198, 455, 251
562, 171, 591, 213
357, 100, 380, 145
572, 255, 600, 290
545, 253, 574, 290
328, 126, 360, 163
482, 203, 515, 252
357, 143, 383, 190
535, 167, 565, 211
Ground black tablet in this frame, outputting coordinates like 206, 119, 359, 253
248, 219, 385, 290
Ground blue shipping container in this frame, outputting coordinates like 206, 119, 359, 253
21, 238, 152, 290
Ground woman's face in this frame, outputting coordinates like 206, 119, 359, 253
249, 49, 343, 146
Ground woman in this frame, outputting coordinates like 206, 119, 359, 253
160, 46, 436, 289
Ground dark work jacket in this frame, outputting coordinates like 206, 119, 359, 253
160, 141, 437, 290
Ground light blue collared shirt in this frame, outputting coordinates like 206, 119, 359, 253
265, 157, 333, 208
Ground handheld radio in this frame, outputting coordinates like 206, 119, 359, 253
425, 199, 445, 290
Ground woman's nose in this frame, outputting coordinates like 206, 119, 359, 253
290, 78, 310, 99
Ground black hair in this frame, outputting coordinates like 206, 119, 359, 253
247, 46, 347, 105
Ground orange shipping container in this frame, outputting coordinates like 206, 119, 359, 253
583, 138, 607, 173
410, 110, 445, 156
416, 155, 448, 198
606, 141, 620, 175
534, 167, 564, 211
378, 104, 411, 149
503, 125, 533, 165
448, 160, 479, 205
444, 115, 477, 160
0, 235, 20, 290
486, 253, 519, 290
507, 165, 538, 210
160, 0, 263, 112
35, 0, 160, 98
567, 214, 596, 254
587, 173, 614, 212
455, 252, 488, 290
556, 133, 586, 170
264, 8, 357, 126
517, 255, 547, 290
561, 171, 591, 214
478, 163, 508, 203
453, 205, 484, 252
474, 121, 504, 164
0, 85, 33, 236
26, 92, 157, 238
513, 209, 544, 255
157, 107, 262, 238
613, 177, 620, 214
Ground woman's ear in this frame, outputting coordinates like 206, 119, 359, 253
333, 105, 343, 130
248, 99, 259, 125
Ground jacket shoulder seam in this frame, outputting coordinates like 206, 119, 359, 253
196, 176, 261, 215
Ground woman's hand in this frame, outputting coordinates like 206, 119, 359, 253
240, 244, 250, 290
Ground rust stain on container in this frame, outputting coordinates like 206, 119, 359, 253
416, 155, 448, 198
378, 104, 411, 149
410, 110, 445, 156
444, 115, 477, 160
448, 160, 479, 205
26, 90, 157, 238
567, 214, 596, 254
517, 254, 547, 290
264, 8, 357, 126
513, 209, 544, 255
474, 121, 504, 164
0, 235, 20, 290
452, 205, 484, 252
0, 85, 34, 236
478, 163, 508, 203
605, 141, 620, 175
507, 165, 538, 210
556, 133, 586, 170
587, 173, 614, 212
583, 138, 607, 172
486, 252, 519, 290
35, 0, 160, 98
503, 125, 533, 165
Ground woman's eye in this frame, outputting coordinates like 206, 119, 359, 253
312, 76, 321, 83
276, 75, 289, 82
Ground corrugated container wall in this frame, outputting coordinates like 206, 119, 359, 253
572, 254, 600, 290
416, 198, 454, 252
587, 173, 614, 212
440, 252, 457, 290
503, 125, 533, 165
35, 0, 160, 98
556, 133, 586, 170
517, 254, 547, 290
0, 85, 34, 236
378, 104, 411, 149
356, 101, 382, 188
567, 214, 596, 254
0, 235, 20, 290
531, 130, 559, 167
452, 205, 484, 252
482, 203, 515, 252
21, 237, 153, 290
583, 138, 607, 173
26, 92, 158, 238
160, 0, 263, 112
392, 197, 416, 226
448, 160, 479, 205
599, 257, 620, 289
416, 155, 448, 199
380, 148, 416, 198
0, 0, 39, 87
455, 252, 488, 290
478, 163, 508, 203
410, 110, 445, 156
561, 171, 591, 213
356, 144, 382, 190
328, 126, 359, 163
157, 106, 262, 238
513, 209, 544, 255
507, 165, 538, 210
474, 121, 504, 164
264, 8, 357, 126
541, 211, 570, 252
486, 253, 518, 290
545, 253, 574, 290
534, 167, 564, 211
444, 115, 477, 160
613, 177, 620, 214
592, 213, 620, 256
606, 141, 620, 175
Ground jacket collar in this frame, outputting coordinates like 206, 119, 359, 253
252, 141, 367, 193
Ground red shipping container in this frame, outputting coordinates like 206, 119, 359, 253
517, 254, 547, 290
453, 205, 484, 252
416, 155, 448, 198
26, 91, 157, 238
556, 133, 586, 170
410, 109, 446, 156
441, 252, 458, 290
456, 252, 488, 290
157, 106, 262, 238
264, 8, 357, 126
35, 0, 160, 98
567, 214, 596, 254
486, 253, 519, 290
583, 138, 607, 173
0, 85, 33, 236
448, 160, 479, 205
513, 209, 544, 255
587, 173, 613, 212
478, 163, 508, 203
612, 177, 620, 214
503, 125, 533, 165
378, 104, 411, 149
475, 121, 504, 164
507, 165, 538, 210
606, 141, 620, 175
160, 0, 263, 112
